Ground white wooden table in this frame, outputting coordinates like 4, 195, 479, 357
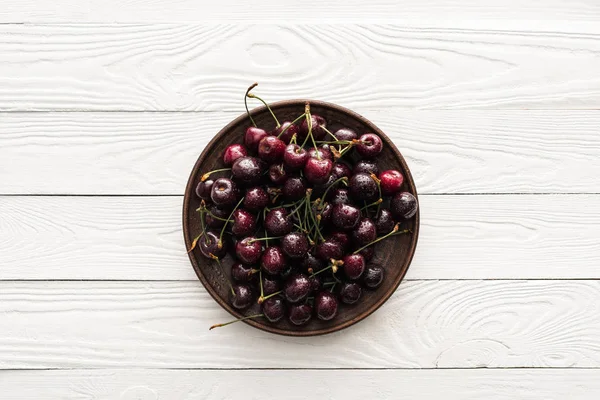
1, 1, 600, 398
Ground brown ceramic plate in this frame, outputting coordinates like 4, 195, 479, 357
183, 100, 419, 336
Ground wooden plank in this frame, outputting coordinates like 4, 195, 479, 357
1, 369, 599, 399
1, 24, 600, 111
1, 111, 598, 195
1, 280, 599, 368
2, 195, 599, 281
2, 1, 600, 23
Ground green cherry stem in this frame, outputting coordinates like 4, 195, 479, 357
248, 236, 283, 243
370, 173, 383, 216
218, 197, 245, 248
201, 168, 232, 182
353, 224, 409, 254
247, 89, 280, 127
277, 113, 306, 139
209, 314, 264, 330
310, 263, 339, 277
321, 126, 339, 142
320, 176, 348, 202
258, 290, 283, 304
259, 269, 264, 298
360, 198, 383, 211
244, 83, 258, 127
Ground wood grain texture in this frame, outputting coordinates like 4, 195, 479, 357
2, 195, 599, 280
1, 24, 600, 111
1, 369, 599, 399
1, 1, 600, 23
1, 111, 598, 195
1, 280, 600, 368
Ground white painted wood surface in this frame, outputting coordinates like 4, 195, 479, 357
2, 1, 600, 398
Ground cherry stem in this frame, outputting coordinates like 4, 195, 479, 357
288, 198, 307, 218
209, 313, 264, 330
353, 224, 409, 254
188, 206, 207, 252
310, 263, 338, 277
277, 113, 306, 139
244, 83, 258, 127
370, 173, 383, 216
208, 212, 230, 222
211, 255, 235, 296
360, 198, 383, 211
248, 236, 283, 243
316, 140, 353, 145
258, 290, 283, 304
321, 126, 339, 142
259, 269, 264, 298
218, 197, 245, 248
201, 168, 232, 182
320, 176, 348, 202
247, 91, 280, 127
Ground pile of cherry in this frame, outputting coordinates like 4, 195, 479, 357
190, 84, 418, 330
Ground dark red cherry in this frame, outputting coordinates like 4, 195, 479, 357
223, 143, 248, 166
261, 246, 286, 276
353, 159, 379, 176
231, 262, 255, 282
301, 253, 326, 274
330, 188, 350, 205
210, 178, 238, 207
231, 209, 257, 237
262, 296, 285, 322
363, 265, 385, 289
359, 246, 375, 262
390, 192, 418, 219
258, 135, 286, 163
283, 144, 309, 170
195, 179, 214, 201
356, 133, 383, 158
328, 231, 350, 252
281, 232, 309, 258
331, 162, 352, 179
283, 176, 307, 201
308, 146, 333, 161
349, 173, 379, 202
284, 273, 311, 303
230, 284, 253, 310
331, 203, 361, 230
304, 157, 332, 184
352, 218, 377, 246
308, 275, 323, 292
289, 303, 312, 326
272, 121, 300, 144
343, 254, 365, 280
262, 275, 281, 296
235, 236, 263, 264
232, 156, 265, 185
334, 128, 358, 141
339, 282, 362, 304
379, 170, 404, 195
244, 127, 268, 152
315, 240, 344, 261
315, 291, 338, 321
264, 208, 292, 236
243, 187, 269, 210
374, 208, 395, 235
205, 205, 229, 228
268, 163, 288, 185
199, 231, 227, 259
299, 114, 327, 141
314, 202, 333, 225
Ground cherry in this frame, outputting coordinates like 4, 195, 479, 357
379, 170, 404, 195
262, 275, 281, 296
315, 240, 344, 261
195, 179, 214, 201
333, 128, 358, 141
343, 253, 365, 280
390, 192, 418, 219
223, 144, 248, 166
281, 232, 309, 258
313, 202, 333, 225
283, 176, 307, 201
331, 203, 361, 230
284, 273, 311, 303
205, 205, 229, 228
283, 144, 309, 170
352, 218, 377, 246
243, 187, 269, 210
235, 236, 263, 264
301, 253, 326, 274
308, 275, 323, 292
331, 162, 352, 180
359, 246, 375, 262
315, 291, 338, 321
363, 265, 385, 289
289, 303, 312, 326
349, 172, 379, 202
374, 208, 395, 235
230, 284, 253, 309
261, 246, 286, 275
308, 146, 333, 161
264, 208, 292, 236
299, 114, 327, 141
330, 187, 351, 205
258, 135, 286, 163
356, 133, 383, 158
328, 231, 350, 252
231, 209, 257, 237
232, 156, 265, 185
199, 231, 227, 259
304, 157, 333, 184
353, 159, 379, 176
268, 163, 288, 185
231, 262, 256, 283
339, 282, 362, 304
262, 296, 285, 322
244, 127, 268, 152
210, 177, 239, 207
271, 121, 300, 144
